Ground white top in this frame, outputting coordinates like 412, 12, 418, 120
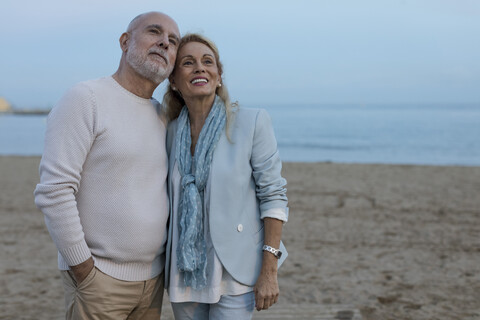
34, 77, 169, 281
168, 163, 252, 303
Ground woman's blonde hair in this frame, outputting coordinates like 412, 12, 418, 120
163, 33, 237, 137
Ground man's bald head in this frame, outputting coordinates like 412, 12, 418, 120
126, 12, 178, 35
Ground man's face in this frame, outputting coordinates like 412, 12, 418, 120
125, 13, 180, 85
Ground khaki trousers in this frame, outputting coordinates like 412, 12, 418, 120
60, 267, 164, 320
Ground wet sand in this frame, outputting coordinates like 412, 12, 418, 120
1, 156, 479, 319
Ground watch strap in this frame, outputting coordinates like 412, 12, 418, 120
263, 245, 282, 259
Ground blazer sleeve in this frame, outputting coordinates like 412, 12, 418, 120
250, 109, 289, 221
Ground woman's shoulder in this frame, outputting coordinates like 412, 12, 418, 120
166, 117, 179, 151
234, 107, 273, 128
167, 116, 179, 127
234, 107, 270, 122
166, 118, 178, 141
236, 106, 264, 114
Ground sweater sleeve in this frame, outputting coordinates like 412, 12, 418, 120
250, 109, 289, 222
34, 83, 97, 266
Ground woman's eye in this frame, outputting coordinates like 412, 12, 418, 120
183, 61, 193, 66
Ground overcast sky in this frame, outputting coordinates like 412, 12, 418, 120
1, 0, 480, 109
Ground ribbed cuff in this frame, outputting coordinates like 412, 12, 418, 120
59, 240, 91, 266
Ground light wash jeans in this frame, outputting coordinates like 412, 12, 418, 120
171, 292, 255, 320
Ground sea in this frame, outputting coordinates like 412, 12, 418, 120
1, 103, 479, 166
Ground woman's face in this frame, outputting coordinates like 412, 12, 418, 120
171, 41, 221, 101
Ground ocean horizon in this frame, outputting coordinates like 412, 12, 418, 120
1, 103, 479, 166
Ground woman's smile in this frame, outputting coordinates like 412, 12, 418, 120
191, 77, 208, 85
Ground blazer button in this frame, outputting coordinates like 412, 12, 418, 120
237, 224, 243, 232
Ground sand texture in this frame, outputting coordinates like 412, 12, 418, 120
1, 156, 479, 319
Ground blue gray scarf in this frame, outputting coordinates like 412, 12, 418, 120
175, 96, 226, 289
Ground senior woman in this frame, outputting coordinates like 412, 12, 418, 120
163, 33, 288, 320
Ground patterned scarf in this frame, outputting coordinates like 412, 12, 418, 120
175, 96, 226, 289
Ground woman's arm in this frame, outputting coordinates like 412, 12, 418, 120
254, 217, 283, 311
250, 109, 288, 310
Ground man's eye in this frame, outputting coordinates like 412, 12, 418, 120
169, 39, 178, 46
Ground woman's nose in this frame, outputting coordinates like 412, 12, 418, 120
193, 64, 205, 73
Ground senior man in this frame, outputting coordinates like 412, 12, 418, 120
34, 12, 180, 319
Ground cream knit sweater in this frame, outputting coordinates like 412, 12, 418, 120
34, 77, 169, 281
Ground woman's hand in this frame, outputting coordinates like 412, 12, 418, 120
254, 253, 280, 311
254, 217, 283, 311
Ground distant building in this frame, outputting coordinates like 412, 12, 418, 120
0, 97, 12, 113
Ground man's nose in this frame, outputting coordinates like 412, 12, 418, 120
157, 35, 169, 49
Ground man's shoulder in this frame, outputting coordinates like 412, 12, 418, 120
73, 77, 112, 92
62, 77, 109, 98
50, 78, 111, 115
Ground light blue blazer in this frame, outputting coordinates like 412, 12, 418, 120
165, 107, 288, 287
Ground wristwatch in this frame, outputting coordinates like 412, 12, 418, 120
263, 245, 282, 259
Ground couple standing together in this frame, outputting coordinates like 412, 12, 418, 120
34, 11, 288, 320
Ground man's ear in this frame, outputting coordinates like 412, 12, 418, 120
119, 32, 130, 52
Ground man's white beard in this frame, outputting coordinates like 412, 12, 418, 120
126, 40, 173, 85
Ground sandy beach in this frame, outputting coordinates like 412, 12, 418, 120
1, 156, 479, 320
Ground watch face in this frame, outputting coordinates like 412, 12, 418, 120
277, 251, 282, 259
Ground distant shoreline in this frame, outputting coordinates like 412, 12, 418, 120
1, 155, 479, 168
0, 110, 50, 116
